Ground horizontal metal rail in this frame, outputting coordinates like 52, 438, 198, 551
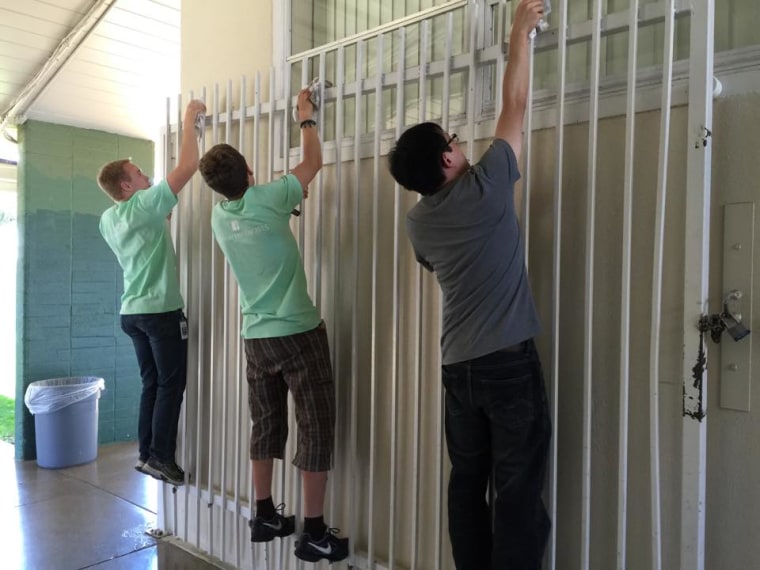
286, 0, 468, 62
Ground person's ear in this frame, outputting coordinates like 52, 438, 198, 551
119, 179, 133, 199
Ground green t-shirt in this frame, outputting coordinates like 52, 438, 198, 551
99, 179, 184, 315
211, 174, 320, 339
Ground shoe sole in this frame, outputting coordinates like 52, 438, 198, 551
142, 464, 185, 486
294, 550, 349, 563
251, 530, 295, 542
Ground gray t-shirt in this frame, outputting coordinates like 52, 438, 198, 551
406, 138, 541, 365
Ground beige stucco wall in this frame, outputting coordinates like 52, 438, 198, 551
181, 2, 273, 100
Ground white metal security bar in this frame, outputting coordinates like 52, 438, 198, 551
617, 0, 639, 567
681, 0, 715, 568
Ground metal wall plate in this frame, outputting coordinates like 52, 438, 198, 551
720, 202, 754, 411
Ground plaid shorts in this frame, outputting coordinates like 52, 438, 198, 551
244, 322, 335, 472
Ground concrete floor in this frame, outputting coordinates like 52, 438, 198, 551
0, 440, 226, 570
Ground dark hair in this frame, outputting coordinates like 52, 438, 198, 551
199, 143, 249, 199
387, 122, 448, 195
97, 159, 131, 200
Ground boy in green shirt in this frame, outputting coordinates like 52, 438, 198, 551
199, 89, 348, 563
98, 99, 206, 486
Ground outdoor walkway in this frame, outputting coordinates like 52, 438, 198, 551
0, 441, 227, 569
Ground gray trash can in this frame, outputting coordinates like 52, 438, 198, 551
24, 376, 106, 469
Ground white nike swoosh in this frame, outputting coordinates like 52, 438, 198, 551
263, 519, 283, 531
309, 542, 333, 555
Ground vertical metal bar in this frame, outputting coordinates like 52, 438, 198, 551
234, 292, 243, 568
581, 0, 603, 567
212, 85, 220, 144
388, 27, 406, 570
224, 80, 242, 566
164, 97, 171, 186
410, 20, 429, 570
466, 1, 478, 161
315, 53, 327, 314
329, 45, 346, 527
262, 64, 282, 570
617, 1, 638, 567
367, 31, 385, 568
188, 87, 205, 548
174, 91, 185, 536
681, 0, 713, 564
238, 80, 248, 152
349, 39, 365, 567
495, 0, 506, 107
650, 1, 676, 568
250, 70, 262, 569
158, 95, 171, 537
281, 61, 293, 570
238, 75, 249, 564
211, 83, 230, 564
522, 0, 532, 265
293, 73, 307, 549
299, 63, 309, 255
436, 14, 455, 570
195, 84, 213, 547
548, 1, 568, 568
292, 66, 307, 570
336, 0, 340, 41
207, 82, 220, 560
442, 13, 453, 130
253, 72, 262, 182
269, 68, 277, 183
225, 83, 233, 146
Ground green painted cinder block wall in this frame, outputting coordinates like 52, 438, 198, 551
16, 120, 154, 460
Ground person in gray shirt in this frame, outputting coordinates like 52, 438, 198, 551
388, 1, 551, 568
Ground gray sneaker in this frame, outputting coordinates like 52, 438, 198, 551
134, 458, 147, 473
142, 457, 185, 486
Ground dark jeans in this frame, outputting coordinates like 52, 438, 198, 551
121, 310, 188, 463
442, 340, 552, 570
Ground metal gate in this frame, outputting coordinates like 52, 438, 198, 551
161, 1, 715, 568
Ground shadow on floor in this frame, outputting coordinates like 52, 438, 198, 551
0, 441, 226, 569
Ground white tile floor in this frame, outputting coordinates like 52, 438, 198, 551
0, 441, 225, 569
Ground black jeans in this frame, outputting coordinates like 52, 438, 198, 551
442, 340, 551, 570
121, 310, 188, 463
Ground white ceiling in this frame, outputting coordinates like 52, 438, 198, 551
0, 0, 180, 148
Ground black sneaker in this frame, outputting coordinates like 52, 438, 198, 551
250, 503, 295, 542
294, 527, 349, 563
142, 457, 185, 486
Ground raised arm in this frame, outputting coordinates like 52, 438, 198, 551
290, 88, 323, 191
494, 0, 544, 162
166, 99, 207, 194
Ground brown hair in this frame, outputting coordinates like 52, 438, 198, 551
97, 159, 131, 200
199, 144, 249, 199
